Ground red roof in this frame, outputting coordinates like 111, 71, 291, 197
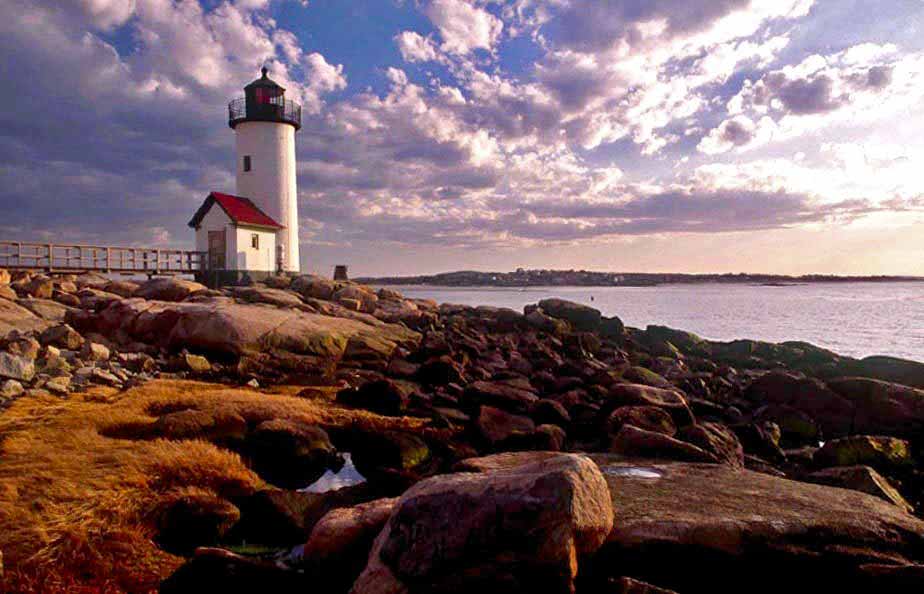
188, 192, 284, 230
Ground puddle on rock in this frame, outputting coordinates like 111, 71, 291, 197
300, 453, 366, 493
604, 466, 663, 479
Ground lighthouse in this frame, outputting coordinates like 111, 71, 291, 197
188, 67, 302, 284
228, 67, 302, 272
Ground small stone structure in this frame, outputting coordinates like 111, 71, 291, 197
333, 265, 349, 281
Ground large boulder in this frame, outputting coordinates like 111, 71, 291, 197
676, 422, 744, 467
609, 425, 716, 463
334, 285, 379, 313
608, 383, 695, 428
464, 380, 539, 414
608, 406, 677, 437
22, 276, 54, 299
814, 435, 914, 472
622, 366, 673, 389
535, 298, 602, 332
588, 455, 924, 593
134, 277, 207, 302
844, 356, 924, 390
643, 325, 706, 352
301, 497, 399, 592
246, 420, 341, 489
349, 429, 432, 485
0, 298, 49, 337
102, 280, 139, 298
230, 486, 377, 546
0, 352, 35, 383
804, 466, 914, 513
825, 377, 924, 438
476, 405, 536, 448
82, 298, 419, 369
337, 379, 413, 416
15, 298, 71, 323
744, 371, 854, 437
350, 453, 614, 593
291, 275, 341, 301
753, 404, 821, 447
39, 324, 84, 350
230, 286, 304, 308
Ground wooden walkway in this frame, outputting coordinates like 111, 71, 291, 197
0, 241, 206, 275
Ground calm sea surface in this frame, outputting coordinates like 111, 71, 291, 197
378, 282, 924, 362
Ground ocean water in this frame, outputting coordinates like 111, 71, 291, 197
379, 282, 924, 362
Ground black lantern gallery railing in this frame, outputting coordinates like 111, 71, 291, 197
228, 96, 302, 130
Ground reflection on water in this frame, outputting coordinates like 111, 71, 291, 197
604, 466, 663, 479
300, 453, 366, 493
381, 282, 924, 361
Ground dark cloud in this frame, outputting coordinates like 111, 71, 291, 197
863, 65, 893, 89
718, 118, 755, 145
550, 0, 750, 52
762, 72, 846, 114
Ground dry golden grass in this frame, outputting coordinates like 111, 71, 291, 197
0, 379, 426, 593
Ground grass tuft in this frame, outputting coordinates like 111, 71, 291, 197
0, 379, 426, 592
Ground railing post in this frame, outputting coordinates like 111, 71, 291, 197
106, 247, 112, 273
47, 243, 53, 272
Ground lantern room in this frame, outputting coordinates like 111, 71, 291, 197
228, 67, 302, 130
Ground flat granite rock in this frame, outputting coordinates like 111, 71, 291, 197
588, 454, 924, 593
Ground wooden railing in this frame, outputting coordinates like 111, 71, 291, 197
0, 241, 207, 275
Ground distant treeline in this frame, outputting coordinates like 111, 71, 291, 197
357, 269, 924, 287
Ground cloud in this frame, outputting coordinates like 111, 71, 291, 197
424, 0, 503, 55
697, 115, 775, 155
2, 0, 922, 274
75, 0, 138, 30
302, 52, 347, 113
703, 43, 924, 153
395, 31, 444, 63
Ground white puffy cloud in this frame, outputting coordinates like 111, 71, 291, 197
395, 31, 443, 63
425, 0, 503, 55
76, 0, 137, 30
301, 52, 347, 113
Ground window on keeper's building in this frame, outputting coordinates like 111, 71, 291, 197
251, 234, 259, 249
243, 155, 251, 172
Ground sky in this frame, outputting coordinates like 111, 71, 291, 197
1, 0, 923, 276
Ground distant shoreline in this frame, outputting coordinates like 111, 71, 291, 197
357, 270, 924, 288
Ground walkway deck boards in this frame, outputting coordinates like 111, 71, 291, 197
0, 241, 206, 275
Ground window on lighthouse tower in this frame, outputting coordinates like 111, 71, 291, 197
243, 155, 251, 172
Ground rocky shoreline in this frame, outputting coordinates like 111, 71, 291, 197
1, 269, 924, 593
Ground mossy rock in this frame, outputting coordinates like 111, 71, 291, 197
622, 366, 673, 389
814, 436, 914, 471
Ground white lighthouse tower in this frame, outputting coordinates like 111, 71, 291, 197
228, 67, 301, 272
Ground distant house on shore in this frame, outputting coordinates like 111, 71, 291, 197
189, 192, 283, 277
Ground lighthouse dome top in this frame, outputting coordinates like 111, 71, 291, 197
244, 67, 286, 92
228, 67, 301, 131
